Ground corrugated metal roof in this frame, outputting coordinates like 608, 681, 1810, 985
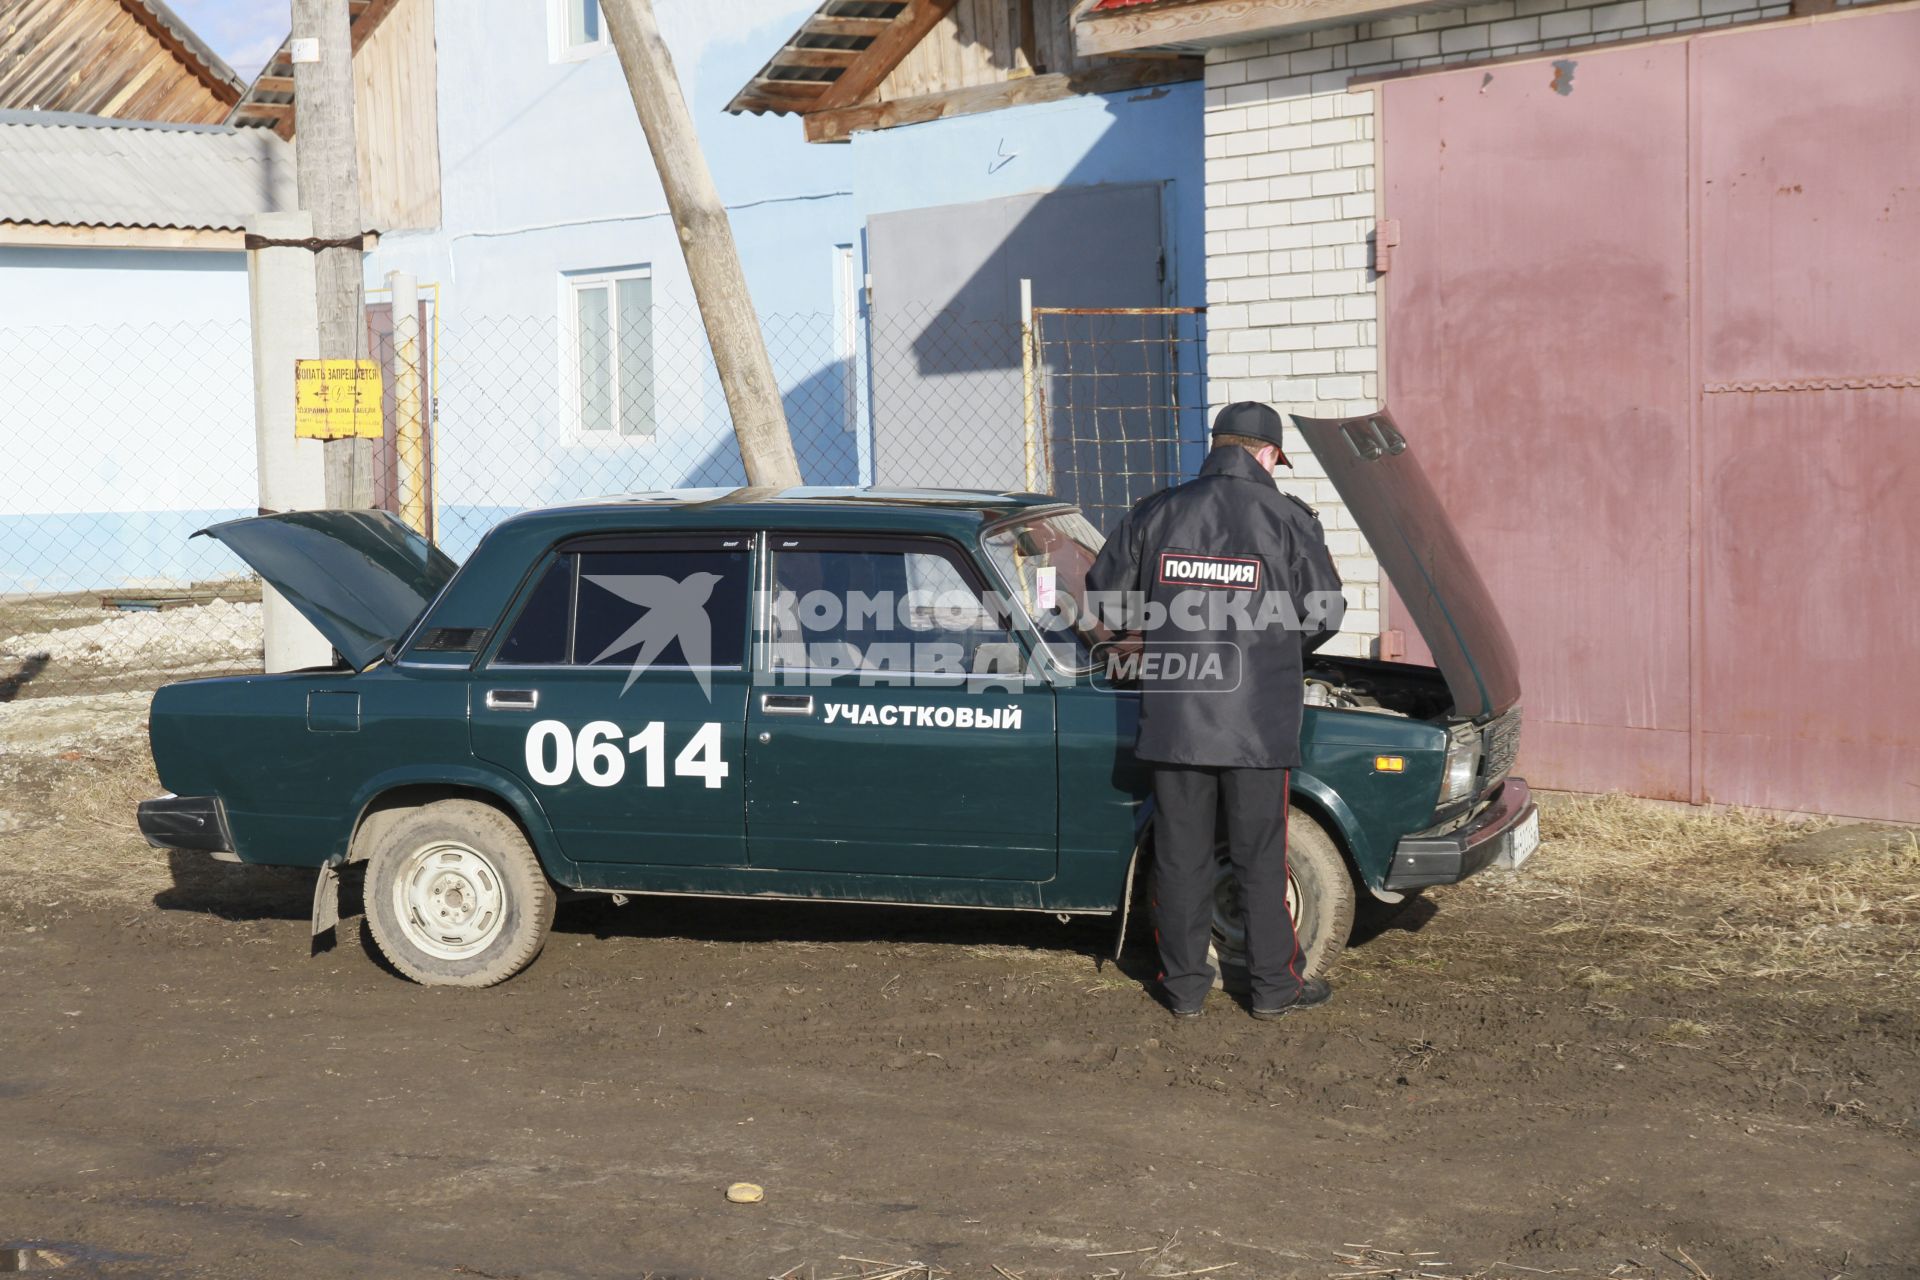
0, 110, 296, 232
125, 0, 248, 97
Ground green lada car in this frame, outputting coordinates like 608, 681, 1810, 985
139, 410, 1538, 987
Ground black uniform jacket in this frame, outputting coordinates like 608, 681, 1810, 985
1087, 444, 1345, 769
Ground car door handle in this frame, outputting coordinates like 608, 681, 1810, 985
485, 689, 539, 710
760, 693, 813, 716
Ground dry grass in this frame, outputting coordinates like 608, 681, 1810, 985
5, 707, 1916, 1005
0, 740, 172, 911
1485, 793, 1920, 990
0, 737, 308, 920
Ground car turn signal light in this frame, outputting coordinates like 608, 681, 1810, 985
1374, 755, 1405, 773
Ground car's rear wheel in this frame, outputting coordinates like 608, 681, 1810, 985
364, 800, 555, 987
1209, 806, 1355, 989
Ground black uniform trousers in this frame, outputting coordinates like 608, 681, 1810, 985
1151, 764, 1305, 1011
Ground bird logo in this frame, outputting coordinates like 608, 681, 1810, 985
581, 571, 725, 698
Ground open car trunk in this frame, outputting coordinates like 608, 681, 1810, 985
196, 510, 457, 670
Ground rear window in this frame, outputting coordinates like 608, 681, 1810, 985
576, 547, 751, 669
495, 540, 751, 669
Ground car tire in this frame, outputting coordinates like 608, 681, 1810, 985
363, 800, 556, 987
1207, 805, 1356, 990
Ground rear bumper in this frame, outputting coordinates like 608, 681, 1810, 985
1384, 777, 1534, 890
137, 793, 236, 859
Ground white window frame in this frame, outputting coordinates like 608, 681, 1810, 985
561, 265, 655, 445
548, 0, 608, 62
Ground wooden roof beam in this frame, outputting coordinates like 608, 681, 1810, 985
811, 0, 963, 111
739, 81, 838, 110
766, 46, 864, 68
803, 55, 1200, 142
801, 14, 897, 38
1073, 0, 1470, 55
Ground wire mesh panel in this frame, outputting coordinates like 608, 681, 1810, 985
0, 298, 1206, 679
1030, 306, 1208, 532
867, 307, 1028, 491
0, 321, 263, 681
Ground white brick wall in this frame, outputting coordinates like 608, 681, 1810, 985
1202, 0, 1790, 656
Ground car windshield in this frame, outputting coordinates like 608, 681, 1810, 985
983, 511, 1112, 668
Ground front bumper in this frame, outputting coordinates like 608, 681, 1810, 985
137, 793, 236, 859
1383, 777, 1535, 890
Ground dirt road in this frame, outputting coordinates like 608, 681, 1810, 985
0, 688, 1914, 1279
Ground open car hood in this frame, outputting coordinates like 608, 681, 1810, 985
197, 510, 457, 669
1292, 410, 1520, 721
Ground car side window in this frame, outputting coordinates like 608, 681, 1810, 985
494, 539, 751, 669
496, 554, 574, 664
767, 539, 1020, 676
574, 546, 751, 669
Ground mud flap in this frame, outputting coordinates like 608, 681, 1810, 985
1111, 849, 1140, 964
310, 860, 341, 954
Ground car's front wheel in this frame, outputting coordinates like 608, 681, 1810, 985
1208, 805, 1356, 988
363, 799, 556, 987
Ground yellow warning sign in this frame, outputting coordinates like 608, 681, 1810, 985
294, 359, 384, 440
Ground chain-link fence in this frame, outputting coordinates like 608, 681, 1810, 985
0, 321, 265, 683
1029, 305, 1209, 532
0, 299, 1205, 679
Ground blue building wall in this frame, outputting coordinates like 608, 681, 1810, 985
0, 247, 258, 594
0, 4, 1206, 600
363, 0, 1202, 557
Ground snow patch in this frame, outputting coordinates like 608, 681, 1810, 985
1, 600, 262, 669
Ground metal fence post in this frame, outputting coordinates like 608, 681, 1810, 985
387, 271, 430, 538
1020, 277, 1038, 492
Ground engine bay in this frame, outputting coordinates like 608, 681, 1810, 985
1302, 655, 1455, 723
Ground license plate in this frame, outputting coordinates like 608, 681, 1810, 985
1507, 809, 1541, 869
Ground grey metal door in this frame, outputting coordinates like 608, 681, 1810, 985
866, 184, 1166, 490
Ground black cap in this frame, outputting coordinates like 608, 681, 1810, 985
1211, 401, 1290, 462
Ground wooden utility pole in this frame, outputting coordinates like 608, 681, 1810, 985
291, 0, 374, 509
599, 0, 804, 488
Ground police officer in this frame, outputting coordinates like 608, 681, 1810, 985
1088, 402, 1344, 1020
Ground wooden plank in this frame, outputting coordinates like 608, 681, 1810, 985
803, 14, 897, 38
234, 99, 295, 120
740, 80, 837, 110
350, 0, 404, 48
0, 0, 229, 121
254, 74, 296, 93
1019, 0, 1044, 73
803, 54, 1200, 140
352, 0, 440, 230
813, 0, 964, 110
764, 46, 863, 68
111, 0, 245, 103
0, 222, 246, 250
1072, 0, 1463, 54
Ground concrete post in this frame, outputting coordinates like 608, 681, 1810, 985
291, 0, 374, 509
245, 211, 333, 673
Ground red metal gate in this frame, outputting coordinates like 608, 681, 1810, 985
1382, 5, 1920, 819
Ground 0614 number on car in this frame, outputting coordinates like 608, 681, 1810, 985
524, 720, 729, 789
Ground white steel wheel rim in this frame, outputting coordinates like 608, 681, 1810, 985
1211, 855, 1303, 967
392, 841, 508, 961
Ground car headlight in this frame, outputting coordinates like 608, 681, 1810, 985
1440, 724, 1482, 805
